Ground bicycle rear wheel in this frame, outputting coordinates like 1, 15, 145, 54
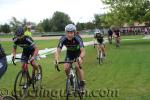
14, 70, 29, 100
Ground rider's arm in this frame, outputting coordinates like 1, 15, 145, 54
55, 48, 61, 62
12, 44, 17, 58
79, 47, 85, 59
55, 36, 65, 62
77, 37, 85, 59
26, 36, 38, 58
12, 37, 17, 58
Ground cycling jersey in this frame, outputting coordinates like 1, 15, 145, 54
12, 36, 35, 62
0, 44, 6, 58
13, 36, 35, 50
58, 36, 84, 60
75, 34, 82, 41
94, 33, 104, 44
24, 30, 32, 37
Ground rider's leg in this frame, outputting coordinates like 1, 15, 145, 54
75, 62, 85, 89
116, 37, 120, 47
30, 60, 39, 76
75, 62, 84, 81
96, 44, 100, 58
101, 44, 106, 57
22, 63, 28, 71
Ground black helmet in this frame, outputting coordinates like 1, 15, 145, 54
15, 26, 24, 36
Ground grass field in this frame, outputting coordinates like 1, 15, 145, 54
0, 36, 150, 100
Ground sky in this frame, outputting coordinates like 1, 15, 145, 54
0, 0, 108, 24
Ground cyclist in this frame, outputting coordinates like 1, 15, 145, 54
108, 28, 113, 44
55, 24, 85, 92
0, 44, 7, 79
94, 30, 106, 59
12, 26, 39, 80
24, 25, 32, 37
113, 27, 121, 47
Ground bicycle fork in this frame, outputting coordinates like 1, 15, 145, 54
69, 68, 76, 91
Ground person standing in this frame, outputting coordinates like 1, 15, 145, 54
24, 25, 32, 37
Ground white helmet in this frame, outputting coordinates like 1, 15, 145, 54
94, 29, 102, 34
65, 24, 76, 32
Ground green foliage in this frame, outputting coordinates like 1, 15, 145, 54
101, 0, 150, 26
38, 11, 73, 32
0, 24, 11, 33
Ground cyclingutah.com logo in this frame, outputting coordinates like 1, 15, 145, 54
0, 88, 119, 99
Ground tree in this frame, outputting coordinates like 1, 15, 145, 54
50, 11, 73, 31
101, 0, 150, 26
76, 22, 85, 31
41, 18, 51, 32
37, 11, 73, 32
10, 17, 21, 32
36, 22, 44, 32
85, 22, 95, 29
0, 25, 1, 32
94, 14, 103, 28
1, 24, 11, 33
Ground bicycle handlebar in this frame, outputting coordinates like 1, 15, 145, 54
12, 58, 22, 66
54, 59, 81, 72
12, 55, 41, 66
94, 43, 102, 45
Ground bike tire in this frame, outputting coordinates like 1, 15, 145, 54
66, 77, 71, 100
99, 51, 103, 64
76, 79, 84, 100
14, 70, 29, 100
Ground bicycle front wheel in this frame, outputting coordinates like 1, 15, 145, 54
66, 77, 71, 100
99, 50, 104, 64
14, 70, 29, 100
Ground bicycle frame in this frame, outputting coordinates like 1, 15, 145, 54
94, 43, 104, 64
94, 43, 103, 56
22, 63, 29, 72
55, 60, 83, 99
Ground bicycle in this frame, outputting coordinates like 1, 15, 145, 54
12, 57, 42, 100
94, 43, 105, 64
55, 59, 84, 100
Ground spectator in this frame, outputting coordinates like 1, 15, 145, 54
24, 25, 32, 37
